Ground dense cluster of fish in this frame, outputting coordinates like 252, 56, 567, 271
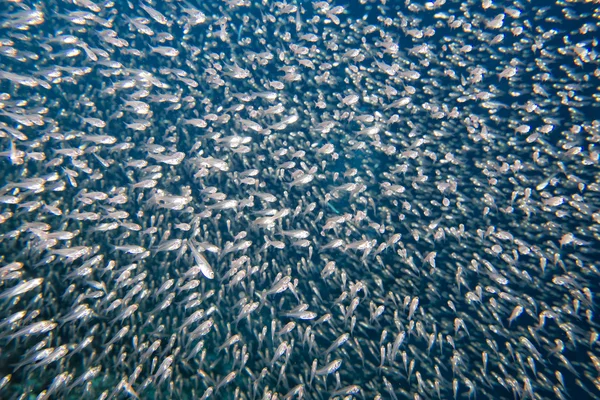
0, 0, 598, 398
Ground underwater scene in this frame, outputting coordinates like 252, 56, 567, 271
0, 0, 599, 399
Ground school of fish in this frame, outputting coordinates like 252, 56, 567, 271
0, 0, 598, 399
